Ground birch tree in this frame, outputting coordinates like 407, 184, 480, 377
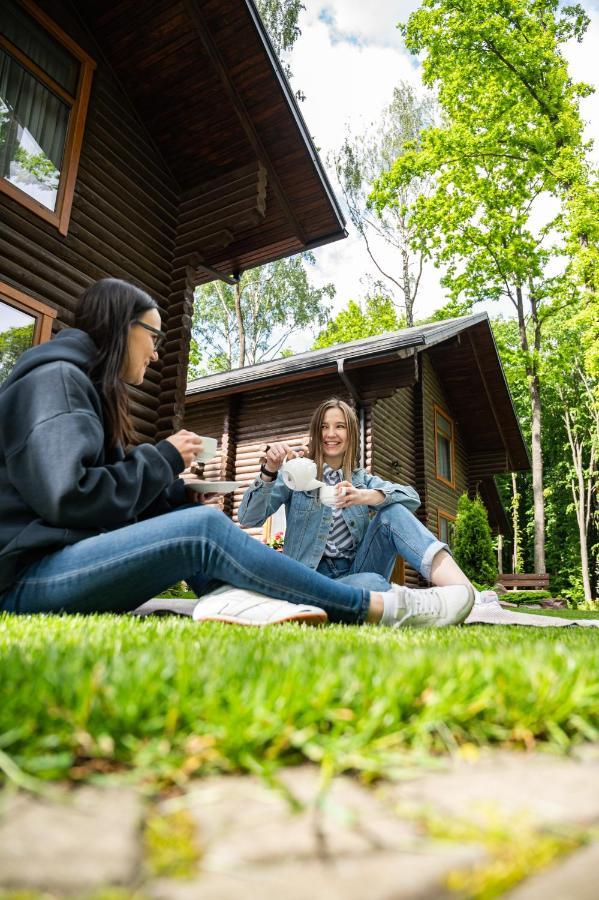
332, 83, 436, 326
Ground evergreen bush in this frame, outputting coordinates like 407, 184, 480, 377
453, 493, 498, 585
499, 590, 552, 604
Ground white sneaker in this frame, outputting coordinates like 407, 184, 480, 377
192, 588, 328, 627
387, 584, 475, 628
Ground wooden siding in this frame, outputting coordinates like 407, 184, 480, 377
184, 359, 419, 549
0, 0, 179, 443
421, 355, 469, 535
371, 382, 419, 586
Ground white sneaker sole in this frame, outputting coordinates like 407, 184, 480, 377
194, 609, 328, 627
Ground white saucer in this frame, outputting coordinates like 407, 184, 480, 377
185, 481, 244, 493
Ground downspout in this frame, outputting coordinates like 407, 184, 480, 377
337, 359, 365, 468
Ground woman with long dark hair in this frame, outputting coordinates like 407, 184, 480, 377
239, 397, 479, 617
0, 279, 471, 627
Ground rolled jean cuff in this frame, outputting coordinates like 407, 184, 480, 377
420, 540, 450, 582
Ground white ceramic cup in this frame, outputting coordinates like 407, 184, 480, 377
195, 435, 217, 462
319, 485, 346, 507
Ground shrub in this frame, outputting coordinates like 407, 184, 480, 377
499, 590, 552, 604
452, 493, 498, 585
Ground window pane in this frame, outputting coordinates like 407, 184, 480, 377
0, 48, 69, 211
437, 412, 452, 438
0, 298, 35, 385
439, 517, 448, 544
437, 433, 452, 481
1, 0, 79, 94
439, 517, 454, 548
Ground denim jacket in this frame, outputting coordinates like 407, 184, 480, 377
237, 469, 420, 570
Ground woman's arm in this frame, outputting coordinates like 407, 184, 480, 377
335, 471, 420, 512
4, 365, 184, 529
237, 474, 291, 527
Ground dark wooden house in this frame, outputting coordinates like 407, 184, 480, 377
184, 314, 530, 585
0, 0, 346, 436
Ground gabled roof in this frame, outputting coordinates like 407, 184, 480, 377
80, 0, 346, 277
186, 313, 531, 471
187, 313, 490, 394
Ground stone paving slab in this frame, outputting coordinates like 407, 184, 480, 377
149, 846, 483, 900
147, 766, 485, 899
176, 768, 420, 866
0, 784, 142, 891
379, 749, 599, 829
507, 840, 599, 899
2, 750, 599, 897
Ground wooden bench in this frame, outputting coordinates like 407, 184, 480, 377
498, 574, 550, 591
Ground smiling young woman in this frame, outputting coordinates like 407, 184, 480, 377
239, 397, 477, 627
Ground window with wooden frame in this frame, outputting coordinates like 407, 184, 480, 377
437, 509, 456, 549
434, 403, 455, 488
0, 0, 95, 234
0, 280, 56, 385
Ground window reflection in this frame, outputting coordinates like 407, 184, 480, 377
0, 298, 36, 384
0, 50, 68, 211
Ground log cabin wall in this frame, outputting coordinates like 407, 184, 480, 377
420, 353, 469, 535
370, 370, 419, 587
183, 357, 419, 545
0, 0, 179, 443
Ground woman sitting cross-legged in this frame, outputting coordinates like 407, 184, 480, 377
238, 397, 477, 626
0, 278, 470, 628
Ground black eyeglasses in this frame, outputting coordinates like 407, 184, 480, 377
131, 319, 166, 351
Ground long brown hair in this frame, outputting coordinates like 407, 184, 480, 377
307, 398, 360, 480
74, 278, 158, 449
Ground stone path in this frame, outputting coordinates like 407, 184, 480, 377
1, 747, 598, 899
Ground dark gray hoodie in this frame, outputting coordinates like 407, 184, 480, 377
0, 328, 185, 594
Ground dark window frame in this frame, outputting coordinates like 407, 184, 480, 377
433, 403, 456, 489
0, 0, 96, 235
0, 279, 56, 346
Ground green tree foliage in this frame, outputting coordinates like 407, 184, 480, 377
256, 0, 303, 57
493, 313, 598, 603
312, 292, 404, 349
452, 493, 498, 586
332, 82, 437, 326
0, 324, 34, 385
371, 0, 595, 574
256, 0, 305, 90
189, 253, 334, 376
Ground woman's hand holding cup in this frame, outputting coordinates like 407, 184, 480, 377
166, 430, 205, 468
319, 484, 347, 507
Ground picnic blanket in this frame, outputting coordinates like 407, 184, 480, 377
465, 596, 599, 628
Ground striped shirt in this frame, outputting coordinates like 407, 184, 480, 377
322, 464, 355, 559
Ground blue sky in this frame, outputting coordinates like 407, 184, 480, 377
285, 1, 599, 341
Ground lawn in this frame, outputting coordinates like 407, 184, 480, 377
1, 612, 598, 789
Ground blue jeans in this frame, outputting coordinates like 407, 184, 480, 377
317, 503, 447, 593
0, 507, 370, 624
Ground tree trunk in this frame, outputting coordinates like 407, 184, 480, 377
574, 465, 593, 602
528, 371, 546, 573
402, 247, 414, 327
511, 472, 522, 573
516, 284, 546, 573
234, 281, 245, 368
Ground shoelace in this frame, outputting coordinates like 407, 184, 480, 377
408, 589, 443, 617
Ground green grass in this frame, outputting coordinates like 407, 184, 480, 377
1, 613, 598, 787
509, 605, 599, 620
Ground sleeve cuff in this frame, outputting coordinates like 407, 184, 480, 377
155, 439, 185, 476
